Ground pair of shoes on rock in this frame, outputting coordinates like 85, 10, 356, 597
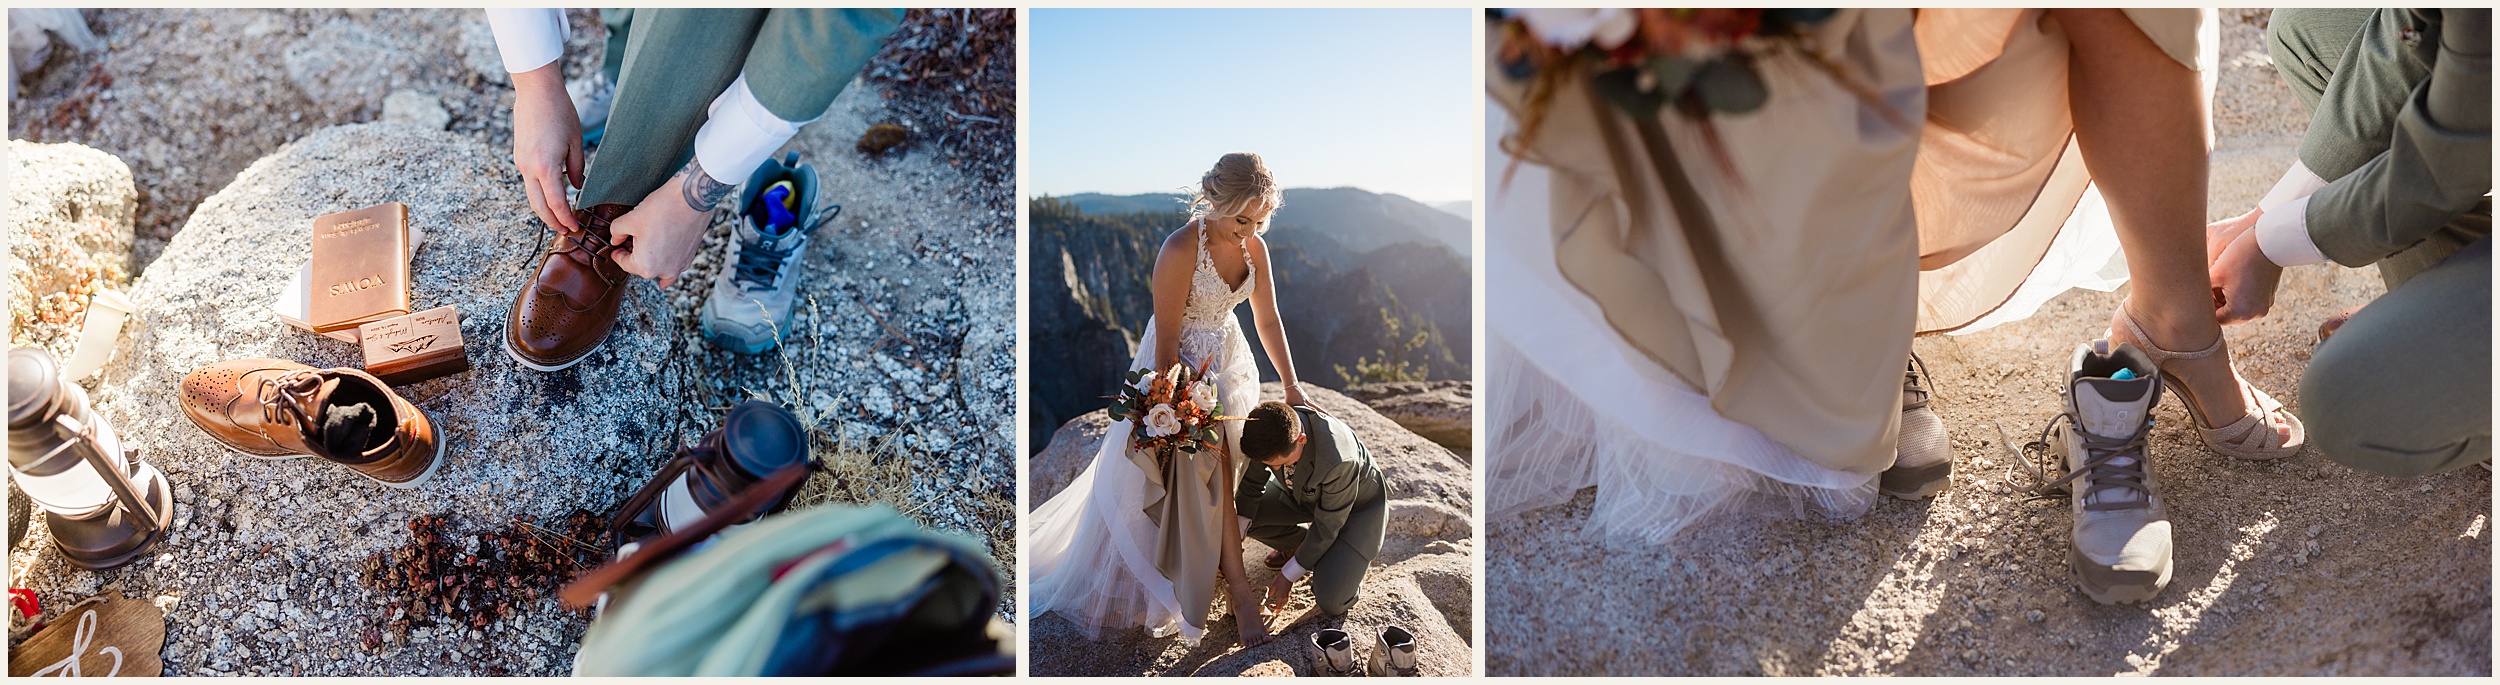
503, 153, 836, 371
179, 360, 445, 489
1309, 625, 1418, 676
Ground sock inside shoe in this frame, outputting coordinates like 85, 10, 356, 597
322, 403, 380, 456
318, 380, 400, 455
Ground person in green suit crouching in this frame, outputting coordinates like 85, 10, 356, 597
1235, 400, 1390, 618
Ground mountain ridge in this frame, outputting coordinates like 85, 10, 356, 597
1027, 187, 1472, 453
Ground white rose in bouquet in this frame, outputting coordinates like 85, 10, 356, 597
1513, 8, 1637, 51
1188, 381, 1219, 411
1136, 369, 1160, 392
1143, 403, 1183, 438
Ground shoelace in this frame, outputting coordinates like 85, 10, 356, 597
2004, 412, 2153, 511
255, 369, 325, 430
518, 214, 620, 273
729, 204, 841, 290
1904, 351, 1933, 406
730, 234, 796, 290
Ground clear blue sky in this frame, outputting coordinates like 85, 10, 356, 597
1030, 9, 1474, 204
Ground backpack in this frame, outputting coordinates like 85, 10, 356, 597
570, 503, 1011, 676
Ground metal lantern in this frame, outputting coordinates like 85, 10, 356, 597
7, 348, 174, 569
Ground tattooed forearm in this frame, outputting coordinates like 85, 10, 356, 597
679, 157, 737, 211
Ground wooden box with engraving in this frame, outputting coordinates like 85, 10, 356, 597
358, 306, 470, 385
308, 202, 413, 334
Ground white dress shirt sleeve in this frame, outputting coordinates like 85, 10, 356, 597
2256, 159, 2330, 213
1281, 558, 1308, 582
2251, 160, 2333, 268
693, 74, 815, 185
484, 8, 569, 74
2255, 195, 2332, 267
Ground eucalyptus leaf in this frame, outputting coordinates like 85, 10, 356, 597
1695, 54, 1768, 115
1592, 67, 1664, 120
1646, 55, 1705, 103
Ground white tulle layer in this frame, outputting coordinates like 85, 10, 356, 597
1484, 147, 1880, 542
1025, 319, 1258, 644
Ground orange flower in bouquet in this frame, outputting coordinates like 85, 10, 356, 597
1107, 361, 1241, 471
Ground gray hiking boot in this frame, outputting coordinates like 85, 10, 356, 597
2047, 339, 2172, 604
1883, 353, 1952, 499
701, 151, 835, 354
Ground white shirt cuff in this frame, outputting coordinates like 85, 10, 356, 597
1280, 558, 1307, 582
2255, 195, 2331, 267
693, 74, 811, 186
2256, 159, 2328, 213
485, 9, 568, 74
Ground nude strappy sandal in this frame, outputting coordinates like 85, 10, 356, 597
2112, 301, 2305, 460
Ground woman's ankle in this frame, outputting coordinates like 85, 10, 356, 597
2115, 297, 2222, 355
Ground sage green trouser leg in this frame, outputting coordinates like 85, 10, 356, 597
2300, 239, 2492, 476
2265, 8, 2490, 289
577, 8, 901, 208
2265, 8, 2374, 113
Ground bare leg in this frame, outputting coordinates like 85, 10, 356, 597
1217, 443, 1272, 647
2055, 8, 2288, 441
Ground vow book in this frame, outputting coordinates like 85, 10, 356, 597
271, 203, 424, 342
308, 203, 412, 333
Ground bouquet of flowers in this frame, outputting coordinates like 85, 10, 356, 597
1107, 361, 1237, 472
1490, 8, 1910, 192
1494, 8, 1847, 120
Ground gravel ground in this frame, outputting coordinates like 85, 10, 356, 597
7, 8, 1015, 675
1486, 9, 2489, 676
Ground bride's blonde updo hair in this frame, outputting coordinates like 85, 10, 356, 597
1185, 152, 1284, 235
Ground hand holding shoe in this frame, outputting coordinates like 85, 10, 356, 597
2209, 226, 2282, 325
1263, 573, 1294, 615
2205, 207, 2261, 267
611, 166, 724, 288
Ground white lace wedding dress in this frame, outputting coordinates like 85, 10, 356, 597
1027, 225, 1261, 644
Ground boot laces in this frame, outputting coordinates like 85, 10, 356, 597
731, 233, 797, 290
1903, 351, 1934, 407
2017, 411, 2153, 511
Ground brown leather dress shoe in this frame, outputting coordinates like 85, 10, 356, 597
2317, 304, 2365, 345
506, 203, 635, 371
178, 358, 446, 488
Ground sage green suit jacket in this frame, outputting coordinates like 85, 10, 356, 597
2285, 8, 2490, 284
1236, 409, 1388, 570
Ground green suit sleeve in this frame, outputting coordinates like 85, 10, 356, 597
1292, 457, 1361, 572
2304, 8, 2492, 267
742, 8, 905, 122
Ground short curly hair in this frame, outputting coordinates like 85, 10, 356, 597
1239, 401, 1302, 462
